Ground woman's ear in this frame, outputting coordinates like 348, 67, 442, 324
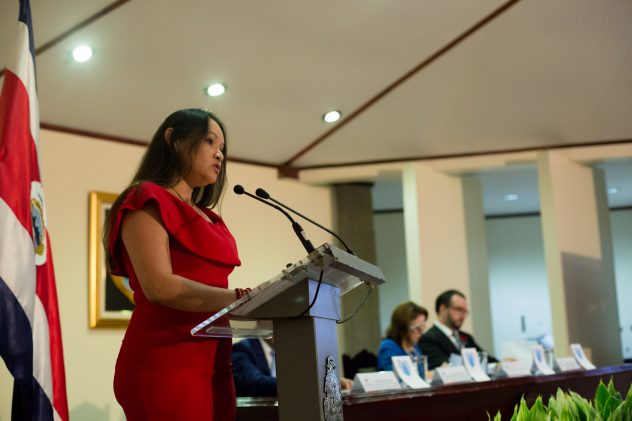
164, 127, 175, 147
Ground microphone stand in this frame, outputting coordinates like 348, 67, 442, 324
255, 187, 355, 255
233, 185, 315, 254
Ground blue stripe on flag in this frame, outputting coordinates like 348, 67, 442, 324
18, 0, 36, 69
0, 276, 53, 421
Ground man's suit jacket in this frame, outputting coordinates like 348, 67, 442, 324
419, 325, 496, 370
231, 338, 277, 397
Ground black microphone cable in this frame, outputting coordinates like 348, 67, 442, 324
233, 185, 315, 254
290, 268, 325, 320
336, 282, 374, 324
255, 187, 354, 255
238, 184, 371, 323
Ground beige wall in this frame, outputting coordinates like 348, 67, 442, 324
0, 129, 333, 421
303, 146, 630, 365
3, 128, 630, 420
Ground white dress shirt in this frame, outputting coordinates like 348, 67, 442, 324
258, 338, 276, 377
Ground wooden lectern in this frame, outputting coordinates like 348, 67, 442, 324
191, 243, 385, 421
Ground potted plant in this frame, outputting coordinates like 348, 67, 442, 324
488, 379, 632, 420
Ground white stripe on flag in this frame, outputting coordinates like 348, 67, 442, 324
0, 199, 37, 323
8, 21, 40, 149
32, 296, 55, 412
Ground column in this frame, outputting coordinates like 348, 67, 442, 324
333, 183, 382, 358
401, 163, 492, 349
537, 150, 622, 365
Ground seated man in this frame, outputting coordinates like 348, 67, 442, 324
232, 338, 353, 397
419, 289, 497, 370
232, 338, 277, 397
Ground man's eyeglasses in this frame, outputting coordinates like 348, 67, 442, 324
449, 306, 469, 316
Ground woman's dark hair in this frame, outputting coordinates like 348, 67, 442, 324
103, 108, 228, 268
386, 301, 428, 346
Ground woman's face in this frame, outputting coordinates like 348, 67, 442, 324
407, 314, 427, 345
187, 118, 225, 187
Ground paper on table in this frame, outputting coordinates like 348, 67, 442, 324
532, 344, 555, 375
461, 348, 490, 382
351, 371, 402, 393
391, 356, 430, 389
570, 343, 596, 370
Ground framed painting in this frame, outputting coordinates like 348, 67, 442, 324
88, 191, 135, 328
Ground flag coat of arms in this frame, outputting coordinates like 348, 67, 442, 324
0, 0, 69, 420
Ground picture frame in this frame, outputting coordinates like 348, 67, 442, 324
88, 191, 135, 328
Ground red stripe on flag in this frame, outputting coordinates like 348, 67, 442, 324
36, 236, 69, 421
2, 4, 70, 420
0, 70, 41, 234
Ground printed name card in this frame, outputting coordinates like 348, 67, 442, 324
432, 365, 473, 386
570, 343, 596, 370
555, 356, 582, 372
391, 356, 430, 389
461, 348, 490, 382
532, 345, 555, 375
351, 371, 402, 393
498, 361, 532, 378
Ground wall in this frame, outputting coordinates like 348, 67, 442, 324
486, 215, 552, 358
481, 211, 631, 361
612, 209, 632, 359
0, 129, 333, 421
373, 212, 409, 336
374, 210, 632, 361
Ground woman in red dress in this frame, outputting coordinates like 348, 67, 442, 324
104, 109, 244, 420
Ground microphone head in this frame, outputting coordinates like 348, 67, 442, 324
233, 185, 245, 195
255, 188, 270, 199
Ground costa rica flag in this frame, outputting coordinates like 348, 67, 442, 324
0, 0, 69, 420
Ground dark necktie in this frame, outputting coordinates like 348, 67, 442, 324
453, 330, 463, 350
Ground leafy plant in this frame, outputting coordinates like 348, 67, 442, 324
487, 378, 632, 421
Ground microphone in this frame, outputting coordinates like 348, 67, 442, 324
233, 185, 315, 254
255, 187, 355, 255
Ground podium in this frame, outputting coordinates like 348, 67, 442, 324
191, 243, 385, 421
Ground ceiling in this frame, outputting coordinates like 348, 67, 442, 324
1, 0, 631, 213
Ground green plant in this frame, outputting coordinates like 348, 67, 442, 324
487, 379, 632, 421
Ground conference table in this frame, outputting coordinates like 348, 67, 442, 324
236, 364, 632, 420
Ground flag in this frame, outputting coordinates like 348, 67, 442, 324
0, 0, 69, 420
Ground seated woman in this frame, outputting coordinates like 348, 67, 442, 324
377, 301, 428, 376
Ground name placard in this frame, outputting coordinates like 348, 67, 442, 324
498, 361, 532, 378
432, 365, 473, 386
351, 371, 402, 393
391, 356, 430, 389
461, 348, 490, 382
555, 356, 582, 372
531, 345, 555, 375
570, 343, 596, 370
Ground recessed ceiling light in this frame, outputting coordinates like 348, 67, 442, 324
72, 45, 93, 63
607, 187, 620, 195
502, 193, 519, 201
206, 83, 226, 97
322, 110, 341, 123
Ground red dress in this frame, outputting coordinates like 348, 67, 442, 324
108, 182, 241, 421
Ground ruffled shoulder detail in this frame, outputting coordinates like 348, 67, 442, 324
108, 181, 240, 276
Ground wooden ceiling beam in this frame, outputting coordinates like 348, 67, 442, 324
1, 0, 133, 78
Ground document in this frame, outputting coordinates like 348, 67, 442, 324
432, 366, 473, 386
531, 345, 555, 375
461, 348, 490, 382
570, 343, 596, 370
391, 356, 430, 389
351, 371, 402, 393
